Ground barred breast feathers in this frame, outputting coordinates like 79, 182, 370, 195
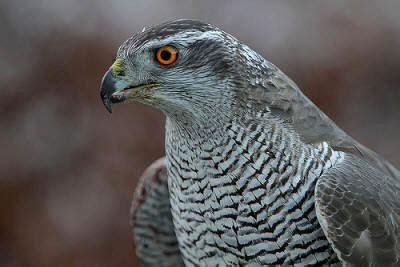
165, 111, 344, 266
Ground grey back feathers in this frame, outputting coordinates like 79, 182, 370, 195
124, 20, 400, 266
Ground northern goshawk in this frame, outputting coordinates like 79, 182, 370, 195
100, 20, 400, 266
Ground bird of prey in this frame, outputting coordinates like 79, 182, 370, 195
100, 20, 400, 266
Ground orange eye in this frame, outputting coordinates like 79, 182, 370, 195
156, 45, 177, 65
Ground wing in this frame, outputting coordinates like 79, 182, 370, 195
130, 157, 184, 267
315, 153, 400, 266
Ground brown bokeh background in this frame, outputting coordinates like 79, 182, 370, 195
1, 1, 399, 266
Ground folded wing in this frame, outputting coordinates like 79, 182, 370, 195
131, 157, 184, 267
315, 153, 400, 266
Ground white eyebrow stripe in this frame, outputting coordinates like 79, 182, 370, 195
142, 30, 224, 49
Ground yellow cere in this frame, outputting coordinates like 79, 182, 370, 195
111, 58, 124, 76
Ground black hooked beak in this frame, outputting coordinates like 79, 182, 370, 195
100, 69, 122, 113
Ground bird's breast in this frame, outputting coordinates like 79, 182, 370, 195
165, 119, 341, 266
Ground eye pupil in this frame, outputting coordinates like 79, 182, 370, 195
160, 50, 171, 61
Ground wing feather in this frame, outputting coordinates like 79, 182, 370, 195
130, 157, 184, 267
315, 154, 400, 266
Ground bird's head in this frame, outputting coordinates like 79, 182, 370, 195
100, 19, 262, 124
100, 20, 346, 150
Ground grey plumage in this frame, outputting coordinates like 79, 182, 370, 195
100, 19, 400, 266
315, 154, 400, 265
131, 158, 184, 267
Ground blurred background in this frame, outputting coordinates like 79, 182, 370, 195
0, 0, 399, 266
